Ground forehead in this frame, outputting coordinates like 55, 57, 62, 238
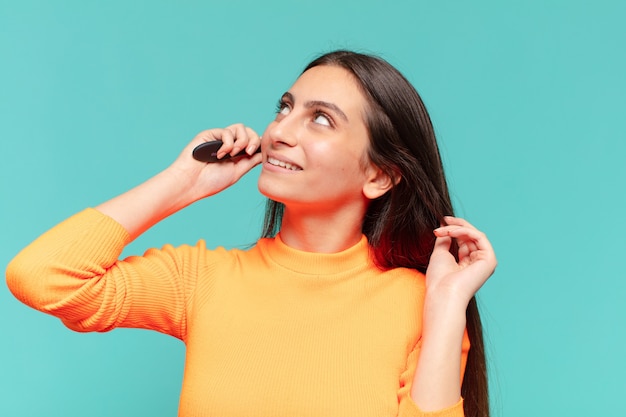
290, 65, 368, 115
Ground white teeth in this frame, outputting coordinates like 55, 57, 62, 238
267, 156, 302, 171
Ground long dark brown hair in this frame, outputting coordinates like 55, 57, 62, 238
262, 50, 489, 417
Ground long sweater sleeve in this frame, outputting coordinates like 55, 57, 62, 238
6, 208, 195, 339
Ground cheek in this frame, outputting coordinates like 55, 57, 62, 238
306, 141, 334, 169
306, 140, 364, 174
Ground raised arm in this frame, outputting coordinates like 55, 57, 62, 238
98, 124, 262, 240
410, 216, 496, 413
6, 125, 262, 335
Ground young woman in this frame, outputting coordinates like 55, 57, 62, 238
7, 50, 496, 417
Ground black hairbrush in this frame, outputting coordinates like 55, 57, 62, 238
192, 140, 261, 163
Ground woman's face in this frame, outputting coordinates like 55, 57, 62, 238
258, 65, 378, 212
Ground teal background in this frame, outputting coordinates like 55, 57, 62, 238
1, 0, 624, 415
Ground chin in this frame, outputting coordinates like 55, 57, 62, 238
257, 178, 283, 203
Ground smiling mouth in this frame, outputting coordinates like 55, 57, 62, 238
267, 156, 303, 171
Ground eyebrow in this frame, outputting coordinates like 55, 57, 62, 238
281, 92, 349, 122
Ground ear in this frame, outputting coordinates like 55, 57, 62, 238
362, 165, 398, 200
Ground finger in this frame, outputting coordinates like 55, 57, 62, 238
227, 123, 250, 157
457, 240, 472, 260
217, 129, 236, 159
457, 240, 480, 267
435, 225, 482, 243
432, 234, 452, 255
434, 225, 495, 260
443, 216, 479, 231
427, 235, 459, 278
244, 126, 262, 155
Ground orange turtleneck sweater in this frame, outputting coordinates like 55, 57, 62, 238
6, 208, 468, 417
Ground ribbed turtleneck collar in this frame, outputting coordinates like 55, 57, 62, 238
257, 233, 373, 276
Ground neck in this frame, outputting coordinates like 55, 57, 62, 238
278, 203, 366, 253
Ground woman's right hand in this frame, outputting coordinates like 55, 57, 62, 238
168, 124, 263, 203
96, 124, 262, 241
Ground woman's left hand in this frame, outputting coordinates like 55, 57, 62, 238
411, 216, 495, 409
425, 216, 497, 306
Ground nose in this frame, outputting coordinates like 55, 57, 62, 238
265, 113, 299, 148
